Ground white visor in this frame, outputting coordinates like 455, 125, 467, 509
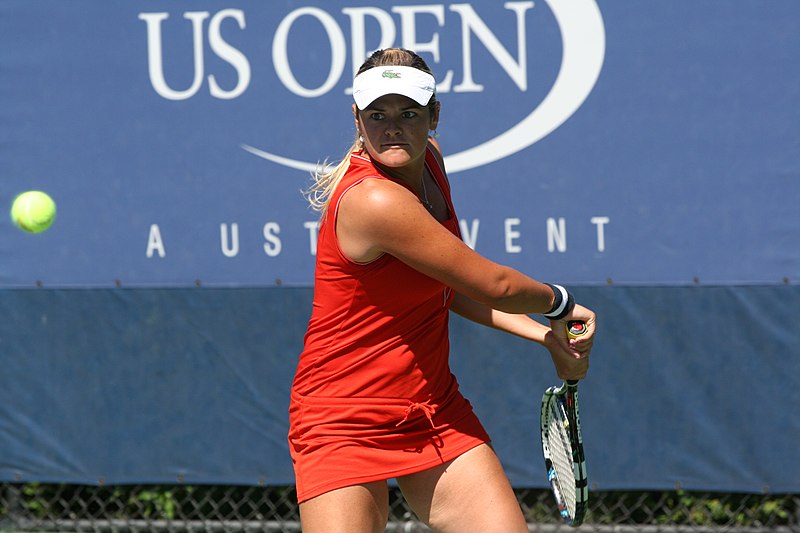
352, 66, 436, 110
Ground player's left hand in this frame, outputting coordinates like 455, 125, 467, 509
543, 328, 589, 380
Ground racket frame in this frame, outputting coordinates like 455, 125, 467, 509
540, 379, 588, 526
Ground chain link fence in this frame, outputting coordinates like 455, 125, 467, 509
1, 483, 797, 532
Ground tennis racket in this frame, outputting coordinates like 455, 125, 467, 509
540, 320, 588, 526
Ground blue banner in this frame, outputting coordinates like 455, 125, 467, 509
2, 1, 798, 288
1, 286, 798, 492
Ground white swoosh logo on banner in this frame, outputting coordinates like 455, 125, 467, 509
242, 0, 605, 174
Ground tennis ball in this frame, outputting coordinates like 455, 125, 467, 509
10, 191, 57, 233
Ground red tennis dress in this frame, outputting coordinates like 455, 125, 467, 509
288, 146, 490, 503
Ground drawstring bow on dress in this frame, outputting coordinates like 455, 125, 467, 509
396, 401, 438, 429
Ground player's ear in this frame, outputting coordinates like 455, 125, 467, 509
429, 101, 440, 131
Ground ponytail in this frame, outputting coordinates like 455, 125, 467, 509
305, 135, 364, 215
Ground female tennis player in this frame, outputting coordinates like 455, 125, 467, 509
288, 48, 596, 533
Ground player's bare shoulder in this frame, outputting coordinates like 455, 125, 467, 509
336, 177, 425, 262
339, 177, 421, 227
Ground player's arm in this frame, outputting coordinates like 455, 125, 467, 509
450, 292, 591, 377
449, 291, 551, 343
338, 178, 556, 315
423, 137, 595, 349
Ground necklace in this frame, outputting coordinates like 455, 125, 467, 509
420, 175, 434, 211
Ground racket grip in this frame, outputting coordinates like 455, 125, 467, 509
566, 322, 587, 387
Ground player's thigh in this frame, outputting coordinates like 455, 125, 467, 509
299, 481, 389, 533
396, 443, 528, 533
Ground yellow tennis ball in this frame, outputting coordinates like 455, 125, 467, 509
10, 191, 57, 233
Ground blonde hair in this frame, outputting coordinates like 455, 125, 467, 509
305, 48, 437, 215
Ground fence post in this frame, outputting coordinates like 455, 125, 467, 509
1, 484, 23, 529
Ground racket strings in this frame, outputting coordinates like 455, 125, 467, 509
547, 400, 577, 515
